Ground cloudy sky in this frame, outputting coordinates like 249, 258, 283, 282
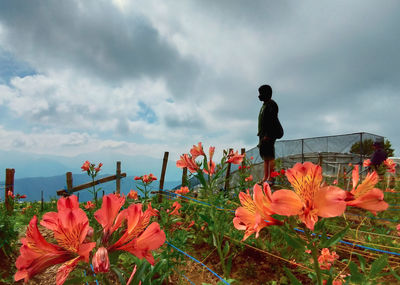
0, 0, 399, 179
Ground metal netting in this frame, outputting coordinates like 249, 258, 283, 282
241, 132, 384, 176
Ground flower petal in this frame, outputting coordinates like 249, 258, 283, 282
347, 188, 389, 215
314, 186, 347, 218
270, 190, 303, 216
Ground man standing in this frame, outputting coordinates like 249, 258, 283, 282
257, 85, 283, 185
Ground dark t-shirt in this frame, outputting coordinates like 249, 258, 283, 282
258, 99, 282, 139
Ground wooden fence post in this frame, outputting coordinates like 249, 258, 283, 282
158, 152, 169, 203
41, 190, 44, 212
241, 148, 246, 172
5, 168, 15, 214
116, 161, 121, 194
66, 172, 73, 196
224, 148, 233, 192
181, 167, 187, 187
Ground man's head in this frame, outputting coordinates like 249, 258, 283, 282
258, 84, 272, 101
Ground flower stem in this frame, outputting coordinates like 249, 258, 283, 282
305, 229, 322, 285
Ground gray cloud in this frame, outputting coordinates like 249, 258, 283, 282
0, 0, 199, 97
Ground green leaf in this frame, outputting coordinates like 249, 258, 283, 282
223, 241, 230, 257
349, 261, 364, 283
390, 266, 400, 281
369, 254, 388, 279
283, 267, 302, 285
110, 266, 127, 285
283, 233, 306, 249
320, 226, 349, 248
357, 254, 366, 272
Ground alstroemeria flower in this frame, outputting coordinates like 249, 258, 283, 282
345, 165, 388, 215
233, 183, 282, 241
15, 195, 96, 285
397, 224, 400, 236
226, 150, 244, 165
270, 171, 280, 178
384, 158, 396, 173
169, 201, 182, 216
94, 194, 127, 242
270, 162, 347, 231
175, 186, 190, 195
94, 163, 103, 173
203, 146, 216, 176
363, 159, 371, 167
190, 142, 205, 159
176, 154, 199, 173
84, 201, 95, 210
318, 248, 339, 270
92, 247, 110, 273
127, 190, 139, 200
103, 201, 165, 265
7, 190, 15, 199
245, 175, 253, 182
81, 160, 91, 172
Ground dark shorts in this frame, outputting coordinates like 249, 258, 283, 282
258, 138, 275, 160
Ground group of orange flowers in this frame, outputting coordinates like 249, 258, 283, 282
234, 162, 390, 240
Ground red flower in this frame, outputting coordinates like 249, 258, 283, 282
81, 160, 91, 172
7, 190, 15, 199
127, 190, 138, 200
226, 150, 244, 165
346, 165, 388, 215
94, 163, 103, 173
187, 220, 195, 229
92, 247, 110, 273
190, 142, 205, 159
245, 175, 253, 182
176, 154, 199, 173
95, 194, 165, 265
280, 169, 286, 175
20, 194, 27, 199
169, 201, 182, 216
134, 176, 141, 180
175, 186, 190, 195
84, 201, 95, 210
15, 195, 96, 284
270, 171, 280, 178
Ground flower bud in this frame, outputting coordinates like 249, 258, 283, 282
92, 247, 110, 273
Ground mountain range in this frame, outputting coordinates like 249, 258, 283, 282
2, 173, 181, 202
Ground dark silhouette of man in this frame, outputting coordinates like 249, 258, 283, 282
370, 138, 387, 171
257, 84, 283, 184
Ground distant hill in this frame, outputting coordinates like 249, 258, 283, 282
1, 173, 180, 202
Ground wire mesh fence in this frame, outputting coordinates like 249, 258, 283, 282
233, 132, 384, 177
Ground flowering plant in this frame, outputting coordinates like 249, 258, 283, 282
14, 194, 166, 285
134, 173, 157, 199
81, 160, 103, 203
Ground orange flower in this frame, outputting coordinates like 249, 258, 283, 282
127, 190, 139, 200
84, 201, 95, 210
346, 165, 388, 215
203, 146, 216, 176
175, 186, 190, 195
270, 162, 347, 231
7, 190, 15, 199
92, 247, 110, 273
226, 150, 244, 165
384, 158, 396, 173
94, 162, 103, 173
169, 201, 182, 216
15, 195, 96, 284
233, 183, 282, 241
187, 220, 195, 229
81, 160, 91, 171
176, 154, 199, 173
106, 202, 165, 265
363, 159, 371, 167
245, 175, 253, 182
94, 194, 127, 241
318, 248, 339, 270
190, 142, 205, 159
